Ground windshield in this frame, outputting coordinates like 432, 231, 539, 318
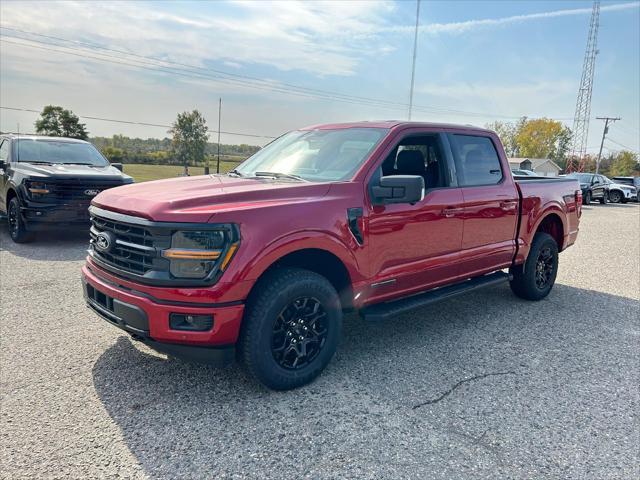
568, 173, 593, 184
16, 140, 109, 166
234, 128, 388, 182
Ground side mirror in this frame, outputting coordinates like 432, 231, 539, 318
111, 162, 123, 172
372, 175, 425, 205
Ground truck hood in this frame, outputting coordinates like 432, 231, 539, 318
92, 174, 332, 222
15, 162, 131, 181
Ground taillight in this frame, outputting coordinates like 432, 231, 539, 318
575, 189, 582, 217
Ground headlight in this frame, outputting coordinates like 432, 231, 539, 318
24, 180, 49, 196
162, 229, 239, 279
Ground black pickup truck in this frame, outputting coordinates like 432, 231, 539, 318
0, 135, 133, 242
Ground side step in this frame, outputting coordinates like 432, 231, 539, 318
360, 271, 511, 322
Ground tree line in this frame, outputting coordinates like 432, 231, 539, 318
32, 105, 260, 170
27, 105, 639, 176
486, 117, 639, 176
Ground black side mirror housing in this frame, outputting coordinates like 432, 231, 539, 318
372, 175, 425, 205
111, 162, 123, 172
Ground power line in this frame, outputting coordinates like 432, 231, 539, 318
0, 27, 579, 121
606, 137, 639, 152
0, 106, 277, 139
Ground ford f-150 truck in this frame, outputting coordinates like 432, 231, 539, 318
0, 135, 133, 242
82, 121, 581, 390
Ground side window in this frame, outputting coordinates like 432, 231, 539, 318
450, 134, 503, 187
0, 140, 9, 162
381, 134, 449, 189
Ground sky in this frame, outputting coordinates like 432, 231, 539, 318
0, 0, 638, 154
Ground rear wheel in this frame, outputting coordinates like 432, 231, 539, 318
608, 190, 621, 203
7, 197, 34, 243
239, 267, 342, 390
510, 232, 558, 301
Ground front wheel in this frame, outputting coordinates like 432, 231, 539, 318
583, 191, 591, 205
510, 232, 558, 301
599, 194, 606, 204
7, 197, 34, 243
239, 267, 342, 390
609, 190, 622, 203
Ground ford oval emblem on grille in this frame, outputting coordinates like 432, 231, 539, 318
95, 232, 114, 252
85, 189, 100, 196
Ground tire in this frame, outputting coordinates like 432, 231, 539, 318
510, 232, 558, 301
609, 190, 621, 203
7, 197, 34, 243
239, 267, 342, 390
583, 191, 591, 205
599, 194, 606, 204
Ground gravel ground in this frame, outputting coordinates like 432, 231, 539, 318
1, 203, 639, 479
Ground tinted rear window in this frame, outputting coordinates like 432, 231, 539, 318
451, 134, 503, 186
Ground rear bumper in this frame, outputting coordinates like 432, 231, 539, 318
82, 264, 244, 365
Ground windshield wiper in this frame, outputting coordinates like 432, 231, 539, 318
63, 163, 95, 166
254, 171, 307, 182
228, 169, 245, 177
21, 161, 53, 165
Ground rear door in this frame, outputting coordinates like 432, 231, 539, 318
448, 133, 519, 277
591, 175, 607, 199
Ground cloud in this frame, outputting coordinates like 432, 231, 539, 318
387, 1, 640, 35
0, 0, 395, 76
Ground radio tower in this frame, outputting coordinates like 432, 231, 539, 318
567, 1, 600, 173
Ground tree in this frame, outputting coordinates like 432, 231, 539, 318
609, 151, 639, 176
35, 105, 88, 140
515, 118, 572, 162
486, 118, 524, 157
169, 110, 208, 175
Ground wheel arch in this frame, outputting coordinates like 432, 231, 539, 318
534, 212, 565, 251
244, 238, 357, 311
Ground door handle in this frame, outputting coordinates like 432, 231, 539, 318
500, 201, 518, 211
441, 207, 460, 218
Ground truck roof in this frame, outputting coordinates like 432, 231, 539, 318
0, 134, 90, 144
301, 120, 492, 133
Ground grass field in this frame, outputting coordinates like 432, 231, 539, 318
123, 161, 242, 182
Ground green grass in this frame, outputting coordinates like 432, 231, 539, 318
123, 161, 241, 182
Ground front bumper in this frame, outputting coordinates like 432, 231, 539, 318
21, 200, 91, 229
82, 264, 244, 365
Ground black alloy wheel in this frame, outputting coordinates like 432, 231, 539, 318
509, 232, 558, 301
239, 267, 342, 390
534, 246, 555, 290
271, 297, 328, 370
7, 197, 34, 243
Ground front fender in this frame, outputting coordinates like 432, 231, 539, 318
237, 229, 362, 284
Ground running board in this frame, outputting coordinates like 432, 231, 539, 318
360, 271, 511, 322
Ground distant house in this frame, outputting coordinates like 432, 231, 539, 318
508, 157, 561, 177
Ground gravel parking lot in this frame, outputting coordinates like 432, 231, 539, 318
1, 203, 639, 479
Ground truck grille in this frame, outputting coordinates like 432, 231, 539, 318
89, 212, 171, 276
40, 180, 123, 201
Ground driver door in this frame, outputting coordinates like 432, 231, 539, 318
365, 131, 464, 304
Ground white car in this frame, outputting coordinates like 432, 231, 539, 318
604, 176, 637, 204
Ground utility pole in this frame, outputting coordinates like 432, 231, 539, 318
216, 98, 222, 174
408, 0, 421, 120
595, 116, 620, 173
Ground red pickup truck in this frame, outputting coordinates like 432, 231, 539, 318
82, 121, 581, 390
